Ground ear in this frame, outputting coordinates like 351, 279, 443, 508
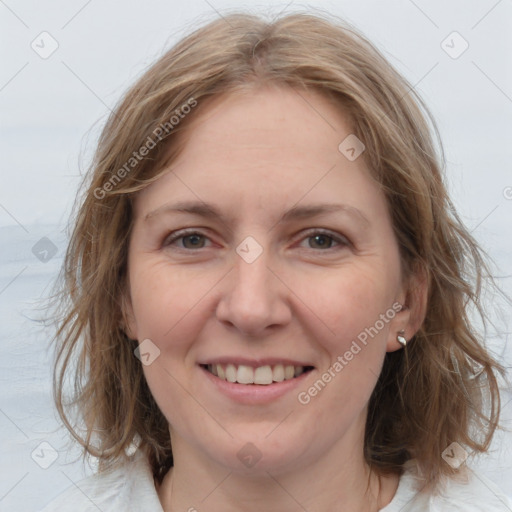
120, 280, 139, 341
386, 263, 428, 352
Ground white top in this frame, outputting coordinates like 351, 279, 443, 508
39, 450, 512, 511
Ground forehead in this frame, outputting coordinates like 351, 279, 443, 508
133, 84, 385, 222
179, 84, 352, 163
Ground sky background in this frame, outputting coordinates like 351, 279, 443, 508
1, 0, 511, 510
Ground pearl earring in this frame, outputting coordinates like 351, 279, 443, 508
397, 330, 407, 347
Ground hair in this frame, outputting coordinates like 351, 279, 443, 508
50, 10, 509, 492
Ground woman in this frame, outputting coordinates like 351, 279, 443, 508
42, 11, 511, 511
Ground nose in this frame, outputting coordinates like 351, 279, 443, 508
215, 245, 292, 337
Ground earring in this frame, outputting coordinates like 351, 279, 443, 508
397, 330, 407, 347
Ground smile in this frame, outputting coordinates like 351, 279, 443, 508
200, 363, 314, 385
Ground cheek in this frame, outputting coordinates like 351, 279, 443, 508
128, 258, 215, 342
297, 273, 395, 425
305, 261, 399, 350
128, 260, 211, 424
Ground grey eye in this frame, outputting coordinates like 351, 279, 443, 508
307, 234, 336, 249
180, 234, 207, 249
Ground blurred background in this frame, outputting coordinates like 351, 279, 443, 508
1, 0, 511, 509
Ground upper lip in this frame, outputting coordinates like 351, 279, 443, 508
198, 357, 315, 368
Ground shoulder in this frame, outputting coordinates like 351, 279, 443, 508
431, 468, 512, 512
38, 450, 164, 512
382, 460, 512, 512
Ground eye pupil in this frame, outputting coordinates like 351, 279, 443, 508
183, 234, 204, 248
310, 234, 332, 249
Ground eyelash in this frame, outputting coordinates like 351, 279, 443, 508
162, 228, 350, 252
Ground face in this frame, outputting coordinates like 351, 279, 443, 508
124, 85, 415, 475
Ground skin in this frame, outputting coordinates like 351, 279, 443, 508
124, 84, 426, 512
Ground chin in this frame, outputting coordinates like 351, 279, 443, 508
199, 430, 312, 476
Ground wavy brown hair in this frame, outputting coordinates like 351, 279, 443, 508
50, 11, 508, 491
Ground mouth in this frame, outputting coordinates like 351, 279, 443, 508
199, 363, 315, 385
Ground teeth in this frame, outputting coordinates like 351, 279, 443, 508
237, 365, 254, 384
225, 364, 237, 383
254, 365, 273, 385
272, 364, 285, 382
284, 365, 295, 380
205, 363, 309, 385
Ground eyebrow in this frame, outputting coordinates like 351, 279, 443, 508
144, 200, 370, 227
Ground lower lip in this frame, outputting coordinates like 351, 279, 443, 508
199, 365, 313, 404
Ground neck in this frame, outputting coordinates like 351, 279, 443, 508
156, 417, 399, 512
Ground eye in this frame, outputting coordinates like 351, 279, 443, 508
298, 229, 350, 250
163, 229, 212, 250
162, 228, 350, 252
